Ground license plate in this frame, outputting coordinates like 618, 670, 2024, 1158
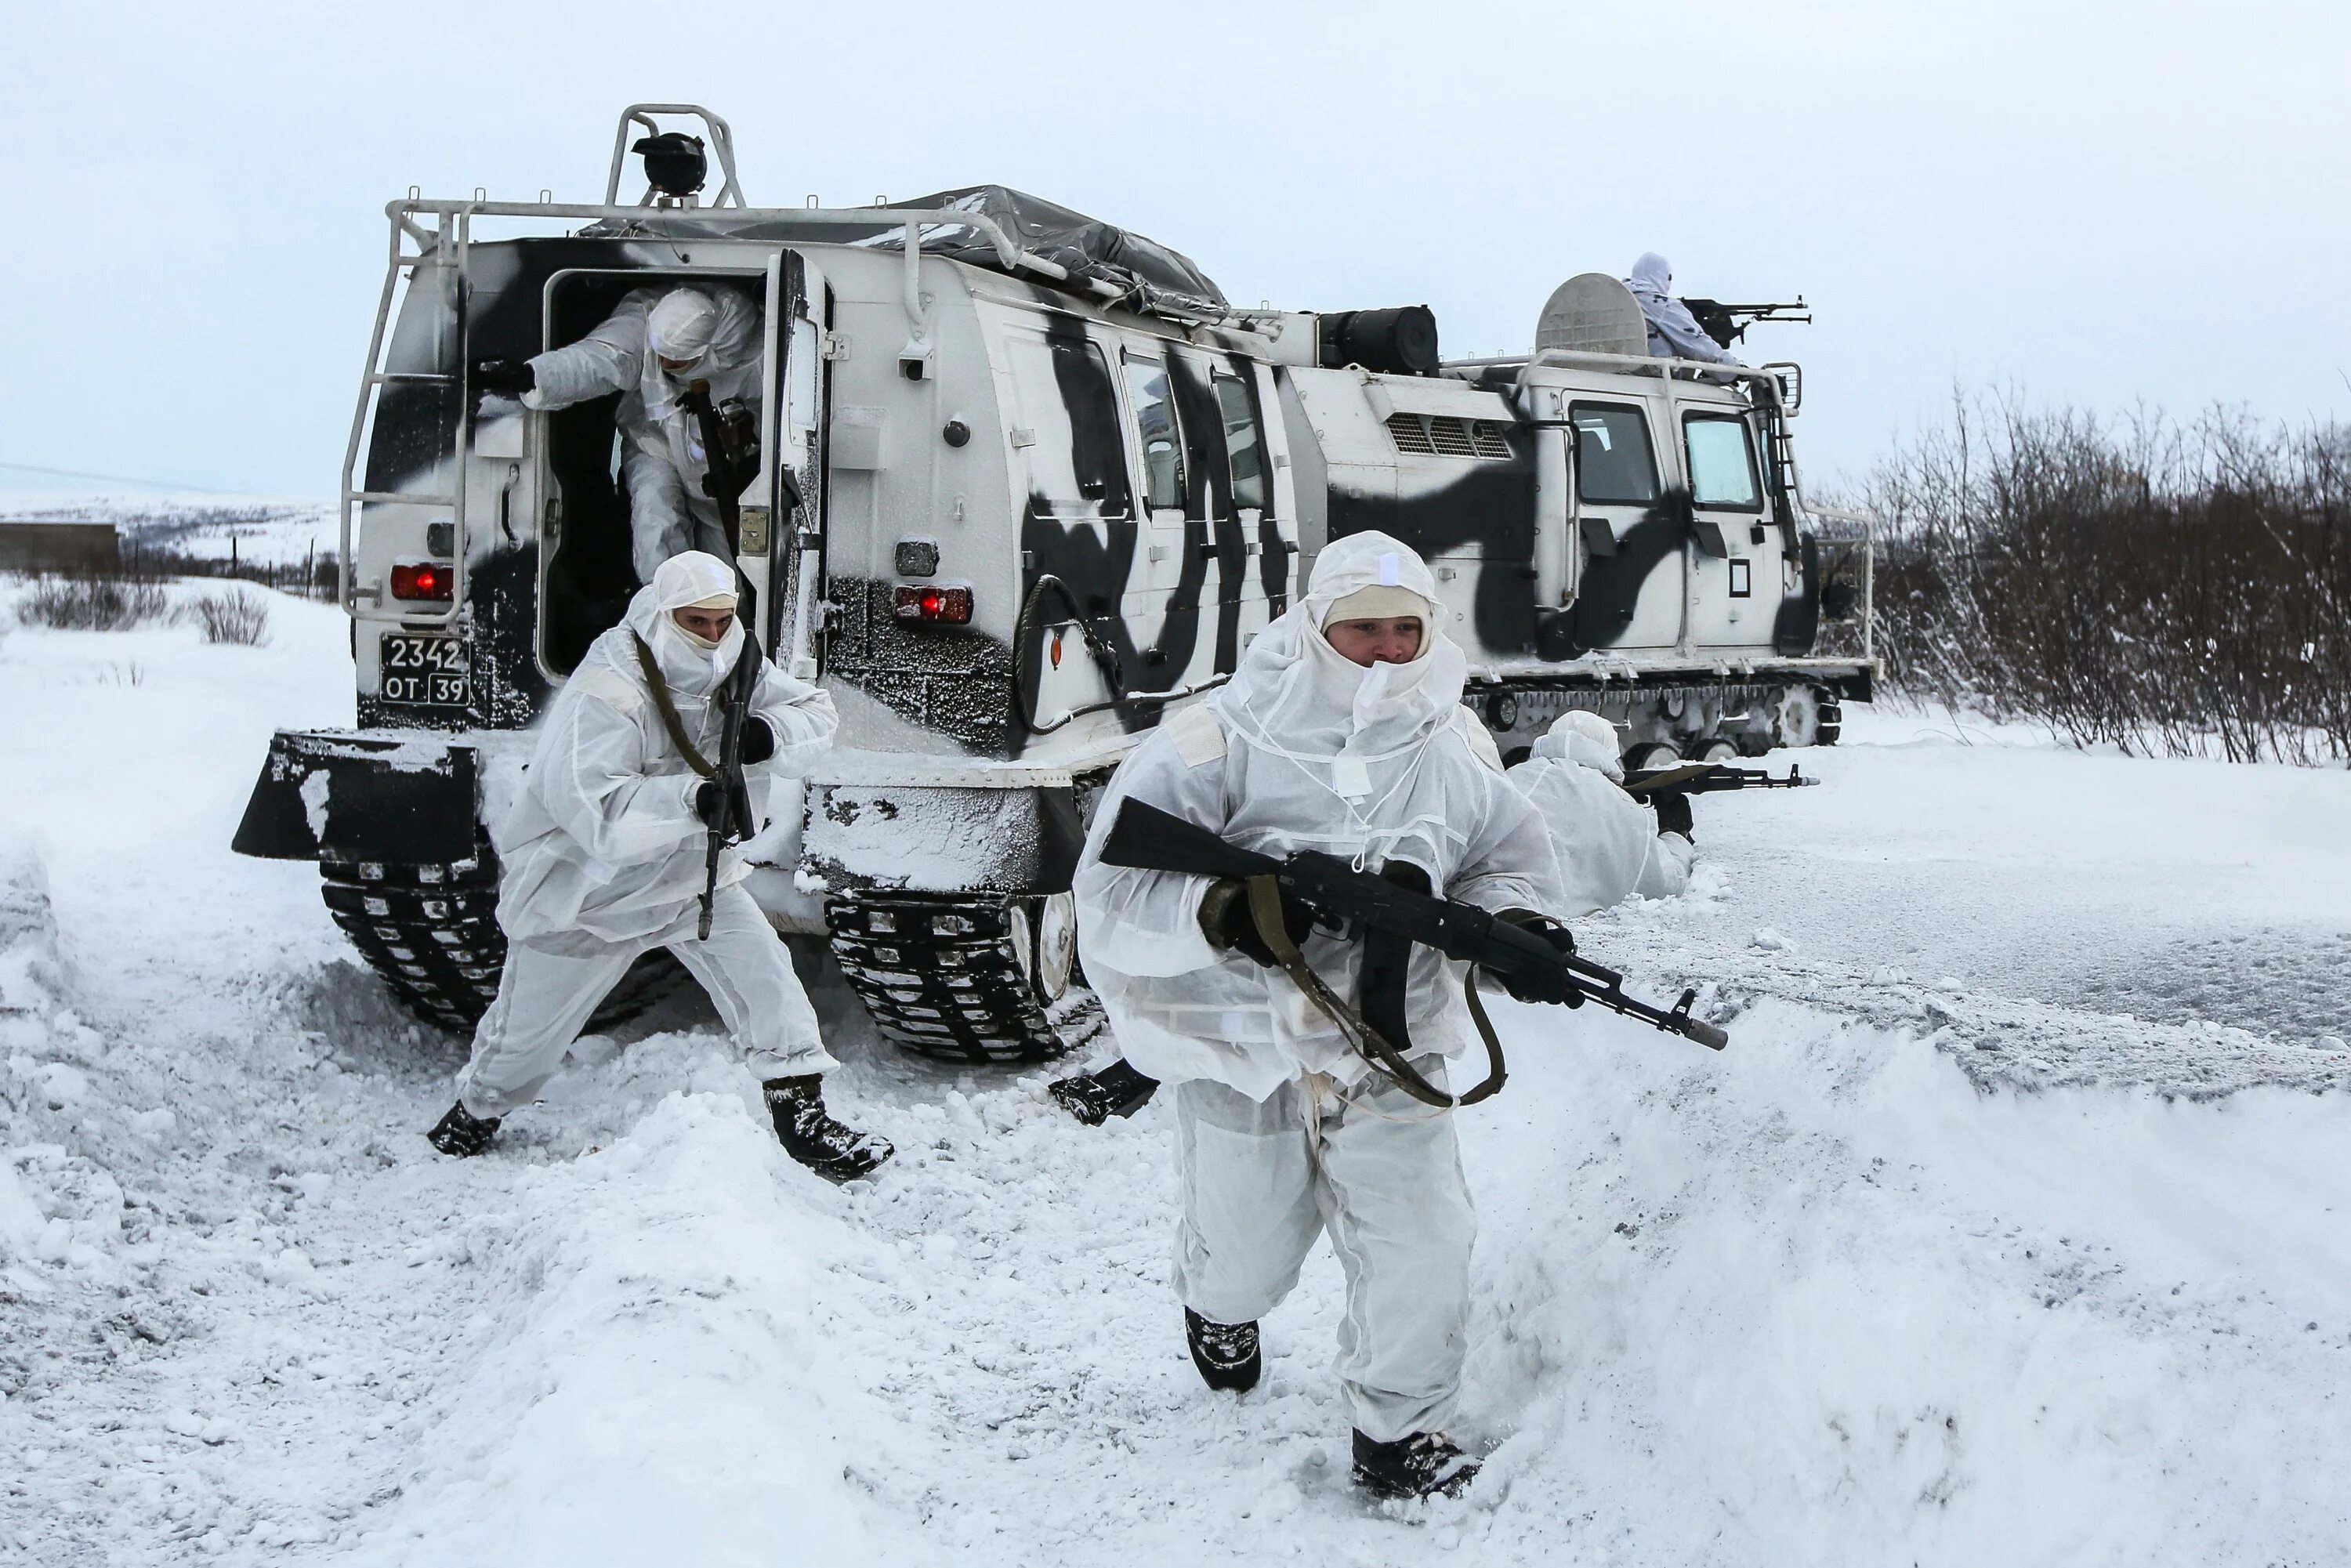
380, 633, 471, 707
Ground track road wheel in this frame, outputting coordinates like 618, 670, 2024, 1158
1771, 684, 1822, 749
1816, 689, 1844, 746
319, 847, 684, 1034
827, 891, 1082, 1064
1625, 741, 1681, 773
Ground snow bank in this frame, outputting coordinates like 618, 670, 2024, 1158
349, 1089, 908, 1566
1461, 994, 2351, 1564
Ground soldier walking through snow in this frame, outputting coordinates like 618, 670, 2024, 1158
1071, 532, 1570, 1500
426, 552, 890, 1181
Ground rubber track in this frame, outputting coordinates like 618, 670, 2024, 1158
826, 893, 1076, 1065
321, 849, 683, 1034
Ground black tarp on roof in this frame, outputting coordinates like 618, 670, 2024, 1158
868, 186, 1226, 313
592, 185, 1226, 320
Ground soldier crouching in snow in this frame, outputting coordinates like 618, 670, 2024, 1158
426, 552, 892, 1182
1071, 532, 1570, 1501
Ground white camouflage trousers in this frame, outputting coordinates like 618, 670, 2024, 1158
622, 446, 731, 585
455, 882, 837, 1119
1171, 1056, 1476, 1443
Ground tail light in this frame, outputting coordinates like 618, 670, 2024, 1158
893, 584, 972, 625
390, 562, 454, 602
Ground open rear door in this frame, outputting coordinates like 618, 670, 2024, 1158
753, 251, 828, 680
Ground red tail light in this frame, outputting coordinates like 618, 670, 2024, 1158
390, 563, 454, 602
893, 584, 972, 625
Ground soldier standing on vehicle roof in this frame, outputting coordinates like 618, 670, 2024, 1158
1070, 532, 1572, 1502
475, 284, 763, 585
1507, 710, 1694, 914
425, 552, 892, 1182
1625, 252, 1744, 368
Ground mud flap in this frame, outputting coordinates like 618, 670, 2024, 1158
230, 731, 479, 864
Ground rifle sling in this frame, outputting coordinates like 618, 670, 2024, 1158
1244, 875, 1506, 1110
631, 632, 755, 783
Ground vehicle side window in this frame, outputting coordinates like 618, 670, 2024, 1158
1213, 375, 1268, 512
1570, 403, 1658, 505
1125, 357, 1185, 511
1684, 414, 1761, 511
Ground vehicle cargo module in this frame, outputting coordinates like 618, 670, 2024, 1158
231, 104, 1875, 1061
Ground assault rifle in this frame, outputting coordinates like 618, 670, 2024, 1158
1099, 798, 1729, 1074
1683, 297, 1812, 350
679, 382, 764, 941
1620, 761, 1818, 805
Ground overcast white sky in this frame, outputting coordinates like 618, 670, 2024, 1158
5, 0, 2346, 500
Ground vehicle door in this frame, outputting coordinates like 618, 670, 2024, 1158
998, 315, 1136, 734
1168, 347, 1269, 681
1115, 344, 1202, 695
1674, 399, 1774, 655
763, 251, 828, 679
1563, 395, 1682, 653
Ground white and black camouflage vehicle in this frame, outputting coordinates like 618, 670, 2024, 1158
232, 105, 1873, 1063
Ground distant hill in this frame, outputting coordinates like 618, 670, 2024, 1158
0, 494, 333, 567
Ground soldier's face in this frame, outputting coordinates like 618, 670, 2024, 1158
1324, 616, 1424, 667
672, 605, 736, 643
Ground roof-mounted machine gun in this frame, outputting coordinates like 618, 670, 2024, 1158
1683, 298, 1812, 351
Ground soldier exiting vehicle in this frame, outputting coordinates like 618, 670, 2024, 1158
1070, 532, 1572, 1501
476, 284, 763, 585
426, 552, 890, 1182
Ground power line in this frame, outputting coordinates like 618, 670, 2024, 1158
0, 459, 248, 497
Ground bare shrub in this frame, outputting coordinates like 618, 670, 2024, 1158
1866, 393, 2351, 764
16, 575, 169, 632
191, 586, 271, 646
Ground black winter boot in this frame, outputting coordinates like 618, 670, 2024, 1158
1184, 1307, 1262, 1393
763, 1075, 893, 1182
1351, 1429, 1479, 1501
426, 1101, 501, 1157
1049, 1059, 1162, 1126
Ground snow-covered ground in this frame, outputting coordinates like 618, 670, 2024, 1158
3, 580, 2347, 1566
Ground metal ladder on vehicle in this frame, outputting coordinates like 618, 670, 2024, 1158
337, 196, 478, 626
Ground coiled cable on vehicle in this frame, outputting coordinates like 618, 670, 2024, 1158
1011, 573, 1226, 734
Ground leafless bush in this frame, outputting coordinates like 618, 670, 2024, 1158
16, 574, 170, 632
1866, 393, 2351, 764
190, 586, 271, 646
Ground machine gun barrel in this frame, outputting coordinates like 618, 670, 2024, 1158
1099, 799, 1728, 1050
1682, 297, 1813, 349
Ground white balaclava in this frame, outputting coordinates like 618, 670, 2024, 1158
1627, 252, 1672, 300
647, 288, 721, 373
1211, 531, 1466, 843
640, 288, 723, 435
621, 549, 742, 694
1531, 708, 1626, 780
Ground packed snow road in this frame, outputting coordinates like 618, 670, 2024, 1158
2, 585, 2346, 1566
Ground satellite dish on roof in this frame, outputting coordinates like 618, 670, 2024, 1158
1535, 273, 1650, 357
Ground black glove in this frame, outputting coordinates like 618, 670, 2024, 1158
1651, 791, 1694, 840
691, 779, 757, 838
740, 716, 777, 766
1492, 908, 1585, 1007
1199, 876, 1317, 969
474, 357, 536, 396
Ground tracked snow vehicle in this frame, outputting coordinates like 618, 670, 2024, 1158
231, 105, 1871, 1063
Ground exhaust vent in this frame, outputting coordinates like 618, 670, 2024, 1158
1384, 413, 1515, 462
